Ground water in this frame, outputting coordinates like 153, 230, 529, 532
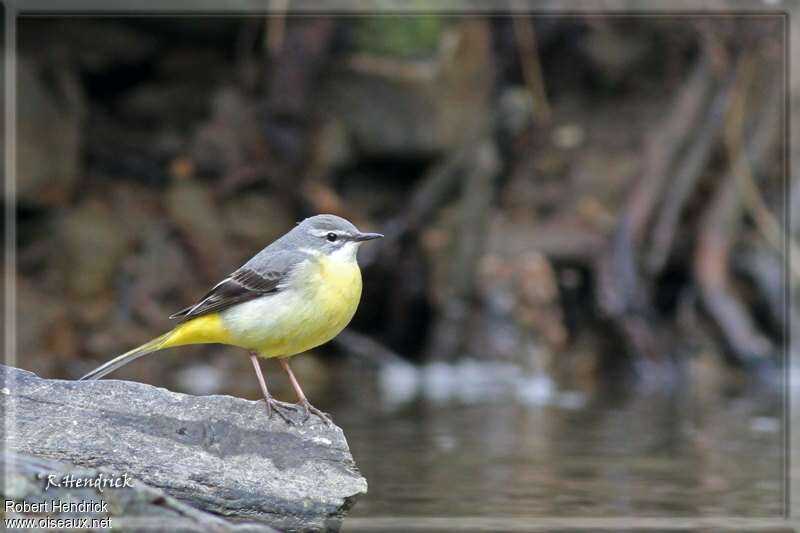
311, 359, 784, 530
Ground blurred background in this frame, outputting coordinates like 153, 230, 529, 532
13, 10, 792, 522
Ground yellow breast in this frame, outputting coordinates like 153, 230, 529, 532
287, 254, 363, 354
208, 253, 363, 357
317, 254, 363, 317
316, 251, 361, 326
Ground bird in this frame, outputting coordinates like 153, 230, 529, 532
79, 214, 383, 425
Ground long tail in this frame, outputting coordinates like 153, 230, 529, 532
79, 331, 174, 381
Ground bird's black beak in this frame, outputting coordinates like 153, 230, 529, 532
354, 232, 384, 242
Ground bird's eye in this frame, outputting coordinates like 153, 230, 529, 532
326, 232, 338, 242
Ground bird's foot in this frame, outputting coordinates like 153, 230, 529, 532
298, 399, 333, 426
272, 399, 301, 411
264, 397, 298, 425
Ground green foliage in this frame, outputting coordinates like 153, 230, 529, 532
352, 13, 444, 59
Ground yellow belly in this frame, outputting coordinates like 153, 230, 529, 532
173, 255, 363, 358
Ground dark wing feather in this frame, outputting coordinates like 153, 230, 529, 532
169, 268, 284, 323
230, 268, 283, 292
170, 249, 309, 323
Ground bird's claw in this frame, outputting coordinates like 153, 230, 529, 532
262, 397, 331, 426
264, 398, 297, 425
272, 399, 301, 411
298, 399, 333, 426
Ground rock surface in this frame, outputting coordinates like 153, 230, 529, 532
1, 365, 367, 532
2, 452, 277, 532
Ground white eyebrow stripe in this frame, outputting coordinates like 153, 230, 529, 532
309, 229, 348, 237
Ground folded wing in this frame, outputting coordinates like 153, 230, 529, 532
170, 250, 307, 322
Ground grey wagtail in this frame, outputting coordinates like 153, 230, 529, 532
80, 214, 383, 425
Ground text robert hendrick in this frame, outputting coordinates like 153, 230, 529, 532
5, 499, 108, 513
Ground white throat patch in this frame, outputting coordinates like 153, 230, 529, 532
329, 241, 360, 263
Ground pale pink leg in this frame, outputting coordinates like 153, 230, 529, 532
279, 358, 332, 425
250, 352, 295, 424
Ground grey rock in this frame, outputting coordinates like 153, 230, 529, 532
1, 365, 367, 532
318, 19, 493, 157
2, 451, 277, 532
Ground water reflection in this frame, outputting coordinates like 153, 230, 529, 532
318, 359, 782, 522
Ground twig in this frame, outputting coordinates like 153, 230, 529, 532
694, 52, 781, 365
374, 104, 506, 258
647, 72, 736, 273
695, 176, 774, 365
426, 140, 501, 360
362, 136, 481, 270
333, 330, 407, 366
723, 54, 800, 280
594, 49, 725, 364
597, 55, 716, 320
266, 0, 290, 57
510, 6, 551, 127
236, 19, 262, 91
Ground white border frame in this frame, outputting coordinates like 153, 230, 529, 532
2, 1, 795, 531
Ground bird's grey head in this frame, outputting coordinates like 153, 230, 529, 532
291, 214, 383, 260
